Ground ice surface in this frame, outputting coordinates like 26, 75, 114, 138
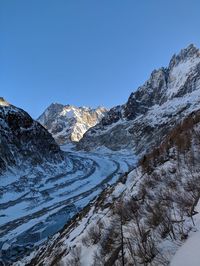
0, 145, 137, 262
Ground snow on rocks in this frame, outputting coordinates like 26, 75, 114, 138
37, 104, 107, 144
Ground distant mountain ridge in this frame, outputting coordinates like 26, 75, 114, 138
37, 103, 107, 145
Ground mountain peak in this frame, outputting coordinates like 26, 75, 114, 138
169, 43, 200, 69
38, 103, 107, 144
0, 97, 10, 106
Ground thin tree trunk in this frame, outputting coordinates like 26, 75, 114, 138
120, 213, 125, 266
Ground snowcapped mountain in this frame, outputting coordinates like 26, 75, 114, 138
78, 44, 200, 154
4, 44, 200, 266
37, 104, 107, 145
15, 44, 200, 266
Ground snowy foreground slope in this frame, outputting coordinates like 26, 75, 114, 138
21, 109, 200, 266
170, 203, 200, 266
38, 104, 107, 145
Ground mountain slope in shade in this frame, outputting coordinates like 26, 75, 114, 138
37, 104, 107, 145
0, 98, 65, 174
78, 44, 200, 154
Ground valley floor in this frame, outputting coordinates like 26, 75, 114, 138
0, 145, 136, 264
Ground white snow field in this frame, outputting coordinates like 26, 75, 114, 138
170, 202, 200, 266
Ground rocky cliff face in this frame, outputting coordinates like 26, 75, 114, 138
0, 98, 65, 174
77, 44, 200, 153
37, 104, 107, 145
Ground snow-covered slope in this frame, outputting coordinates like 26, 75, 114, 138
23, 108, 200, 266
78, 44, 200, 154
38, 104, 107, 145
170, 204, 200, 266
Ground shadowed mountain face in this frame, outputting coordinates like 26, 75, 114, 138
0, 98, 64, 174
37, 104, 107, 145
77, 44, 200, 153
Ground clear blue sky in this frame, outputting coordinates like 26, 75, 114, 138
1, 0, 200, 118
